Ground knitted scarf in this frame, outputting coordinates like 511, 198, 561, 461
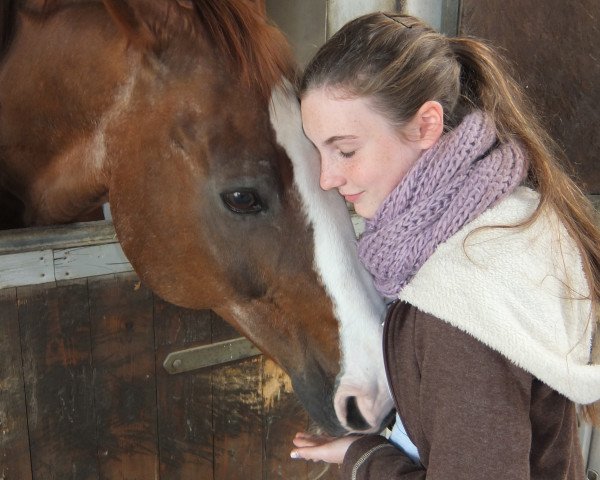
357, 110, 528, 298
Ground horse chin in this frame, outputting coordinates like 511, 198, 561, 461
291, 372, 395, 436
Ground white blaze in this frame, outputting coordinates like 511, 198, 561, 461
90, 70, 137, 173
269, 82, 393, 431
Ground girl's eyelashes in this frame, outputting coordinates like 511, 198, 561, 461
339, 150, 356, 158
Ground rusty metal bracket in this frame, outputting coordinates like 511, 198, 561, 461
163, 337, 261, 374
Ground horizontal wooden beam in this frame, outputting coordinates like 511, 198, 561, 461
0, 220, 118, 255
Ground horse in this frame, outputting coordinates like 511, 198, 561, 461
0, 0, 394, 436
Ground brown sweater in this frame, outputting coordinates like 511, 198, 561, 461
341, 301, 585, 479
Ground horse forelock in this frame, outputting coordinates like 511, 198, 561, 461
189, 0, 296, 99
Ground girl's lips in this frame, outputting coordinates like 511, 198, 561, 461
343, 192, 363, 203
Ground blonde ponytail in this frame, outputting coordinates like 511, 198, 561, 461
450, 36, 600, 424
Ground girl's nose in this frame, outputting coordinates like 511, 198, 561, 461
320, 159, 345, 191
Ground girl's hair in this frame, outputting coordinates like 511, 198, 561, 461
300, 12, 600, 424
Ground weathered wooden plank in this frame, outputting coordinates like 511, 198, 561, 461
154, 298, 214, 479
261, 357, 340, 479
211, 314, 263, 479
212, 356, 264, 480
0, 243, 133, 289
262, 358, 309, 480
0, 288, 33, 480
17, 279, 99, 479
0, 250, 54, 289
0, 220, 117, 255
54, 243, 132, 281
88, 273, 159, 479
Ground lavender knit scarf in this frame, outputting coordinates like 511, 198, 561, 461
357, 110, 528, 298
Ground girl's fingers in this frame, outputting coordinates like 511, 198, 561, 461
291, 444, 335, 462
291, 434, 362, 464
292, 437, 317, 447
292, 432, 334, 447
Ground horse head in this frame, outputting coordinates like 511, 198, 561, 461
1, 0, 394, 435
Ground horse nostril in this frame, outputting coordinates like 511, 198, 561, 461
346, 396, 370, 431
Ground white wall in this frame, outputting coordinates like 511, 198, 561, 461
404, 0, 460, 34
327, 0, 398, 36
266, 0, 327, 66
267, 0, 459, 67
267, 0, 401, 65
404, 0, 443, 30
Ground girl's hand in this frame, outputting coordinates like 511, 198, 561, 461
290, 431, 361, 464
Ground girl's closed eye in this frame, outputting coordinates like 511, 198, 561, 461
339, 150, 356, 158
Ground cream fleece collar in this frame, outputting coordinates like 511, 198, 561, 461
399, 187, 600, 404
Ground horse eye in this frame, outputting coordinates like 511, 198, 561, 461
221, 189, 264, 214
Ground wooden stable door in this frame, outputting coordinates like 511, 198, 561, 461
0, 272, 338, 479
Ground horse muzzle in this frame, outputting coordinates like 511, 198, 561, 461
290, 365, 395, 436
333, 379, 396, 434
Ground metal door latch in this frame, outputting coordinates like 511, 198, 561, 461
163, 337, 261, 374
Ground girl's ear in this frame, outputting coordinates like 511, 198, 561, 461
414, 100, 444, 149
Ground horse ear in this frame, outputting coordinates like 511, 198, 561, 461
248, 0, 267, 18
102, 0, 156, 50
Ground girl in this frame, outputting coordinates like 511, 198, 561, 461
291, 12, 600, 479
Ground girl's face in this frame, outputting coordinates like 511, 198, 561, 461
301, 87, 423, 219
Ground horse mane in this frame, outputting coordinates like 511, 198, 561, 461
11, 0, 297, 99
191, 0, 297, 99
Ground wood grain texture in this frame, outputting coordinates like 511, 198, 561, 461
0, 250, 54, 288
154, 298, 214, 479
1, 269, 330, 479
213, 356, 264, 480
88, 273, 159, 480
460, 0, 600, 193
211, 314, 262, 479
17, 279, 99, 479
0, 288, 32, 480
0, 221, 117, 255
